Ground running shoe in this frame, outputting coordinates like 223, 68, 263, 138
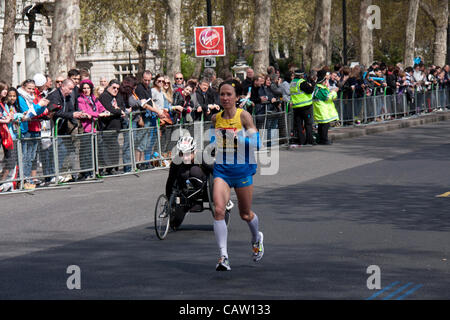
252, 232, 264, 262
216, 256, 231, 271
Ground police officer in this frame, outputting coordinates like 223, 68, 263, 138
313, 70, 340, 145
290, 69, 316, 145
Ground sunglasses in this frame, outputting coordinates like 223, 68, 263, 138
164, 82, 171, 85
156, 80, 164, 83
111, 86, 120, 90
176, 78, 183, 80
56, 81, 63, 84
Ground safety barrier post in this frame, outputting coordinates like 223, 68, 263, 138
339, 92, 344, 126
414, 88, 418, 115
53, 118, 60, 183
363, 94, 367, 123
156, 118, 163, 167
373, 88, 377, 121
284, 102, 289, 145
351, 91, 355, 125
90, 119, 96, 178
393, 90, 397, 117
16, 122, 24, 190
128, 112, 136, 172
200, 113, 204, 151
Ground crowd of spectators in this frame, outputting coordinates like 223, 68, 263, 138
1, 58, 450, 192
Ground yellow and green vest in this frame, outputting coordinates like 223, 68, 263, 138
290, 79, 313, 108
312, 83, 339, 124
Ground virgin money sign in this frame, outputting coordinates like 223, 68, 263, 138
194, 26, 226, 57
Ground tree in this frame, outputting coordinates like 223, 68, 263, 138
220, 0, 237, 77
404, 0, 420, 67
359, 0, 373, 68
310, 0, 332, 69
420, 0, 449, 67
165, 0, 182, 78
0, 0, 17, 84
253, 0, 271, 75
404, 0, 420, 66
80, 0, 163, 75
49, 0, 80, 80
271, 0, 311, 69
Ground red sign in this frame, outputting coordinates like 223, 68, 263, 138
194, 26, 226, 57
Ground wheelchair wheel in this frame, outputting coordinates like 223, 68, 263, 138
154, 194, 170, 240
208, 175, 231, 226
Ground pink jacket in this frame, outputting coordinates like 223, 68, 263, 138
78, 94, 106, 133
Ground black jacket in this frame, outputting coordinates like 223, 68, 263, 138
135, 83, 152, 100
98, 91, 125, 131
193, 88, 216, 121
47, 88, 78, 135
300, 79, 315, 95
242, 78, 253, 94
173, 91, 194, 121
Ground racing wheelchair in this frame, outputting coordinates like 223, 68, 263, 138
154, 174, 231, 240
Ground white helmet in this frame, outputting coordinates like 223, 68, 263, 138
177, 136, 196, 154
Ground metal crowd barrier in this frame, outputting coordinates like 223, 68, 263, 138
1, 87, 449, 193
334, 87, 450, 126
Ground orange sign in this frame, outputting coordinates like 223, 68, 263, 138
194, 26, 226, 57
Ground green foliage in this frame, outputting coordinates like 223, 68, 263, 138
180, 53, 196, 79
78, 0, 441, 75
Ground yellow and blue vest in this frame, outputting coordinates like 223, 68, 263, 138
213, 108, 257, 179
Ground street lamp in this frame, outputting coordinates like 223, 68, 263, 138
343, 0, 348, 65
206, 0, 212, 26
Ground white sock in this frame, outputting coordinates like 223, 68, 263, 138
247, 214, 260, 243
214, 219, 228, 258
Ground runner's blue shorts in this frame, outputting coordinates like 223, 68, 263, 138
214, 175, 253, 189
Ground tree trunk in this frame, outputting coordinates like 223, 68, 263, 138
311, 0, 331, 69
165, 0, 181, 79
49, 0, 80, 80
433, 0, 448, 67
137, 13, 150, 78
447, 19, 450, 65
359, 0, 373, 68
404, 0, 420, 67
420, 0, 449, 67
221, 0, 236, 77
0, 0, 17, 85
253, 0, 271, 75
192, 58, 203, 79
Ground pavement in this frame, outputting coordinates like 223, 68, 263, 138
329, 110, 450, 142
0, 115, 449, 300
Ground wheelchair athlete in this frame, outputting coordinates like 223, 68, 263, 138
165, 136, 213, 228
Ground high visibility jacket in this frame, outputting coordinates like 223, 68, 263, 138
312, 83, 339, 124
290, 79, 313, 108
